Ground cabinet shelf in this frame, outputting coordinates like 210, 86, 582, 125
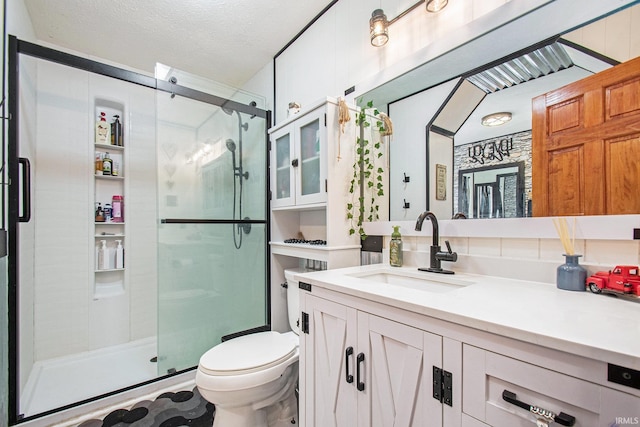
270, 241, 360, 261
94, 222, 125, 225
94, 234, 125, 238
271, 203, 326, 212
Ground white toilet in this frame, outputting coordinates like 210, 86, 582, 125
196, 268, 302, 427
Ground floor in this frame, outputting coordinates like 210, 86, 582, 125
77, 387, 215, 427
21, 338, 157, 417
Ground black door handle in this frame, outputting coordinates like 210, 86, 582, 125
502, 390, 575, 426
18, 157, 31, 223
356, 352, 365, 391
345, 347, 354, 383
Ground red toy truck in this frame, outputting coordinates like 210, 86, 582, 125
586, 265, 640, 298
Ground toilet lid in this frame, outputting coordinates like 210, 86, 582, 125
199, 331, 297, 376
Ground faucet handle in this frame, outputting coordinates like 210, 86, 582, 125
444, 240, 453, 254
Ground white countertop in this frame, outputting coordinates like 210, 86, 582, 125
294, 264, 640, 369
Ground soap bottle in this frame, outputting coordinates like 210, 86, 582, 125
97, 240, 109, 270
111, 115, 122, 146
95, 111, 110, 144
102, 152, 112, 176
94, 153, 103, 175
115, 240, 124, 269
95, 202, 105, 222
389, 225, 403, 267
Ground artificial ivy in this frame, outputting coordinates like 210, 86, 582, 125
347, 101, 386, 240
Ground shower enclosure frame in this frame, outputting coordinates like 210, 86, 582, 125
6, 35, 272, 425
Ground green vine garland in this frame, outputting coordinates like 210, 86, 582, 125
347, 101, 387, 240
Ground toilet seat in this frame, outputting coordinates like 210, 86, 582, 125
199, 331, 297, 376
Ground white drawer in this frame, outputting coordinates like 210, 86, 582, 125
462, 344, 639, 427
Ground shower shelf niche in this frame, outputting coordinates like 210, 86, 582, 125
93, 98, 126, 299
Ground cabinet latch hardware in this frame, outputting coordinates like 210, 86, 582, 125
324, 113, 327, 127
433, 366, 453, 406
608, 363, 640, 390
301, 311, 309, 334
299, 281, 312, 292
325, 179, 328, 193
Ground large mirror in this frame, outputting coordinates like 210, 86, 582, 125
358, 2, 640, 221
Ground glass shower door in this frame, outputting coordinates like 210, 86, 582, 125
155, 67, 268, 374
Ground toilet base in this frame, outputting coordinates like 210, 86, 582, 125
212, 390, 297, 427
213, 405, 268, 427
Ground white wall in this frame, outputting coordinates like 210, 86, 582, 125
273, 0, 512, 122
7, 0, 35, 41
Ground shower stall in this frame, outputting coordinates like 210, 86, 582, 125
6, 36, 270, 424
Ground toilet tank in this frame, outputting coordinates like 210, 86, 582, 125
284, 268, 305, 335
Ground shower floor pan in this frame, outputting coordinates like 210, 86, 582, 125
20, 337, 157, 418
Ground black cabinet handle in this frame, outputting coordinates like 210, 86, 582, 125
345, 347, 354, 384
291, 158, 299, 167
356, 352, 365, 391
502, 390, 575, 426
18, 157, 31, 223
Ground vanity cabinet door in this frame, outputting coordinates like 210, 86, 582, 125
462, 344, 640, 426
357, 312, 444, 427
303, 295, 358, 427
301, 294, 456, 427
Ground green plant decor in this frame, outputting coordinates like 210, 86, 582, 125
347, 101, 387, 240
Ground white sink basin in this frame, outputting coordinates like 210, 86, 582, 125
347, 268, 474, 293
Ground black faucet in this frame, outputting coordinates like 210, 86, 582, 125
415, 211, 457, 274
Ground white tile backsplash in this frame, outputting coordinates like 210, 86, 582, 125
379, 230, 640, 286
500, 238, 539, 259
468, 237, 501, 257
584, 240, 640, 265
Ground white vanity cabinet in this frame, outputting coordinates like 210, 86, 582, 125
462, 345, 639, 426
270, 105, 327, 208
300, 293, 460, 427
297, 269, 640, 427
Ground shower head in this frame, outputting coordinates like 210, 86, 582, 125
222, 106, 234, 116
225, 139, 237, 152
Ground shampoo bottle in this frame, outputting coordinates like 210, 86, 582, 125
111, 115, 122, 146
389, 225, 403, 267
115, 240, 124, 269
95, 112, 110, 144
97, 240, 109, 270
112, 195, 124, 222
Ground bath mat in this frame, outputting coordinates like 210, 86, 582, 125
77, 386, 215, 427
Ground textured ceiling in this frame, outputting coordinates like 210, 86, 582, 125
24, 0, 334, 88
